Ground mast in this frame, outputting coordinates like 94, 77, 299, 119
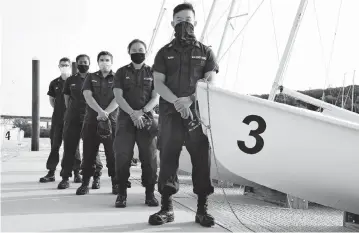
216, 0, 238, 58
199, 0, 218, 43
351, 70, 356, 111
268, 0, 308, 101
147, 0, 166, 56
342, 72, 346, 108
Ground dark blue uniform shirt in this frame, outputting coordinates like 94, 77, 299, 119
152, 39, 219, 114
47, 77, 66, 125
62, 73, 88, 122
113, 63, 154, 112
81, 70, 118, 124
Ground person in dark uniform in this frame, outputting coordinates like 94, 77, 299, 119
148, 3, 219, 227
58, 54, 104, 189
39, 57, 82, 183
76, 51, 118, 195
113, 39, 159, 208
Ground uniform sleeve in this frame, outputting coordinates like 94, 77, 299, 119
81, 74, 92, 92
62, 77, 71, 95
204, 47, 219, 74
152, 48, 166, 74
113, 68, 124, 90
47, 81, 55, 97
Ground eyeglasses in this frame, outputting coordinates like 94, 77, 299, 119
59, 64, 70, 67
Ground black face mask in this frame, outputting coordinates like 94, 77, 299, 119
77, 64, 89, 73
174, 21, 196, 44
131, 53, 145, 64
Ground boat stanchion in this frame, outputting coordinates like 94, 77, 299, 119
343, 212, 359, 230
31, 57, 40, 151
287, 195, 308, 209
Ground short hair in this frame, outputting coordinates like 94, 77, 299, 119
97, 51, 113, 62
173, 3, 195, 17
59, 57, 71, 64
76, 54, 90, 64
127, 39, 147, 53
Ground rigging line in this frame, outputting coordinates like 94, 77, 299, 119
233, 29, 246, 89
206, 4, 231, 38
193, 40, 259, 232
205, 81, 257, 232
218, 0, 265, 63
269, 0, 280, 62
269, 0, 286, 104
222, 0, 242, 89
201, 0, 206, 43
191, 2, 271, 230
234, 0, 250, 90
162, 10, 173, 42
322, 0, 343, 91
201, 0, 207, 42
222, 27, 234, 88
169, 31, 175, 42
344, 86, 351, 107
193, 86, 257, 232
232, 0, 242, 28
334, 81, 343, 106
222, 0, 242, 88
313, 0, 328, 89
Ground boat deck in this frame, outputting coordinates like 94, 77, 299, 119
1, 139, 355, 232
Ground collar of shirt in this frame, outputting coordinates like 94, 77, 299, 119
94, 70, 115, 78
126, 63, 147, 71
169, 38, 200, 51
76, 72, 89, 79
58, 76, 65, 83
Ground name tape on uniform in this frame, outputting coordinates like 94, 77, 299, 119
191, 56, 206, 60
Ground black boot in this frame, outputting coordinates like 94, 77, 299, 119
115, 186, 127, 208
148, 195, 174, 225
76, 178, 90, 195
92, 175, 100, 189
111, 177, 119, 195
195, 195, 215, 227
127, 180, 131, 188
145, 185, 159, 207
39, 170, 55, 183
73, 171, 82, 183
57, 177, 70, 189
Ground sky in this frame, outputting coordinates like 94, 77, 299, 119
0, 0, 358, 117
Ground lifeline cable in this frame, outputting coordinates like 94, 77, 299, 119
191, 1, 272, 231
193, 84, 258, 232
316, 0, 343, 100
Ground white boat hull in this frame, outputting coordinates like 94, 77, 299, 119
179, 147, 262, 187
190, 82, 359, 215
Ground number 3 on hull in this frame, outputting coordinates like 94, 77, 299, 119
237, 115, 266, 155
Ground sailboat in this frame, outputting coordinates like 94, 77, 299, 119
194, 0, 359, 216
146, 0, 359, 216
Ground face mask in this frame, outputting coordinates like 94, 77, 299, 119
174, 21, 196, 43
77, 64, 89, 73
59, 66, 71, 74
99, 62, 111, 71
130, 53, 145, 65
